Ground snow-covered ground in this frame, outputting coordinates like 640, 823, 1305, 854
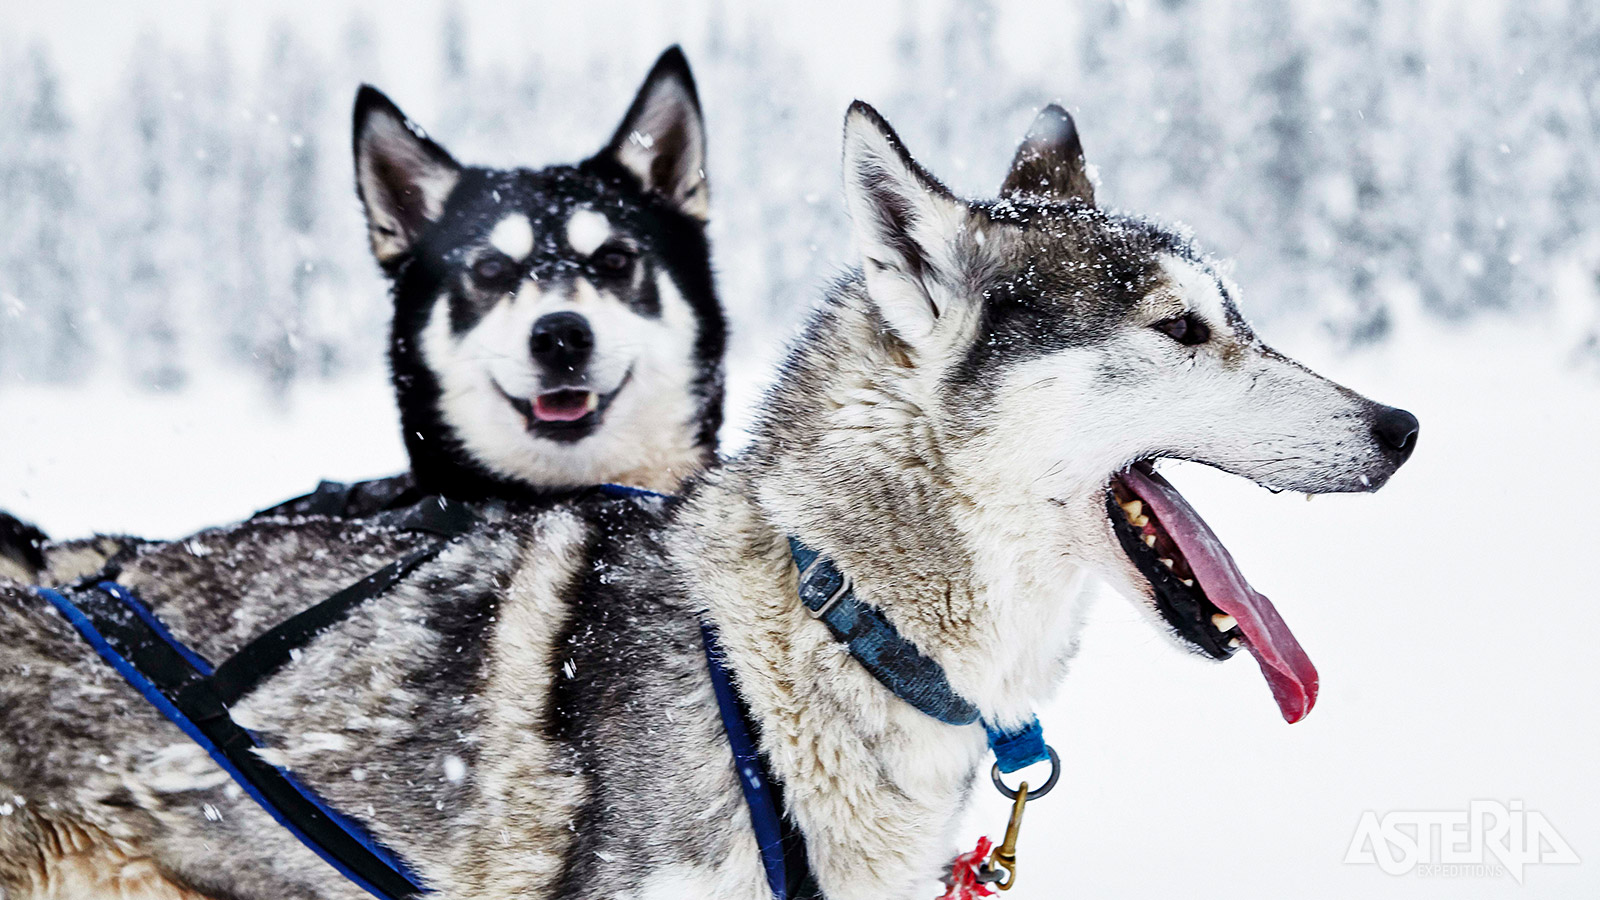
1, 312, 1594, 897
0, 372, 406, 538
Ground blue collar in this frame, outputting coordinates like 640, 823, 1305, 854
788, 537, 1049, 774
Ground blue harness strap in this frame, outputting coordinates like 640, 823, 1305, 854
595, 482, 675, 501
602, 485, 814, 898
700, 623, 791, 900
26, 487, 693, 900
35, 583, 427, 899
95, 581, 217, 675
35, 583, 429, 897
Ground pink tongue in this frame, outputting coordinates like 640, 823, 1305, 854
1120, 466, 1320, 723
532, 391, 593, 422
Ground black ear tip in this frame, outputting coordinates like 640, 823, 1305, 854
649, 45, 697, 91
353, 84, 400, 126
658, 44, 689, 70
1027, 104, 1079, 144
636, 46, 702, 118
1045, 104, 1076, 128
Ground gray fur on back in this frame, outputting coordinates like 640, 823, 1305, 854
0, 493, 767, 900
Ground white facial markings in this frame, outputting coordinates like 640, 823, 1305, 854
1159, 255, 1232, 332
565, 208, 613, 257
654, 269, 697, 335
572, 278, 602, 306
412, 198, 707, 491
938, 244, 1401, 664
489, 213, 536, 260
415, 259, 706, 491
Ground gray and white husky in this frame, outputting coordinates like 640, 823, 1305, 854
0, 101, 1417, 900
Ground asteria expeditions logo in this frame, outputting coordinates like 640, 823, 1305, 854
1345, 800, 1580, 883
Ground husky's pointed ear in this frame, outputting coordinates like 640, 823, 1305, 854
1000, 104, 1094, 206
842, 101, 969, 348
353, 85, 461, 267
598, 46, 709, 221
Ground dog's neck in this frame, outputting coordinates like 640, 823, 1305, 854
684, 279, 1095, 898
729, 278, 1093, 719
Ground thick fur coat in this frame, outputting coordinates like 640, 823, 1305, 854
0, 103, 1416, 900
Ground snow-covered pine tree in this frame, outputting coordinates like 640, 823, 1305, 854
0, 45, 86, 383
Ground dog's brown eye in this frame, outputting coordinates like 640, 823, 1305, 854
595, 248, 634, 275
471, 255, 517, 289
1154, 313, 1210, 346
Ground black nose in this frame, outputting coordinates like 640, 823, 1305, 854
1372, 405, 1419, 464
529, 312, 593, 374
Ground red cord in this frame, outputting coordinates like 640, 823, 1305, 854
937, 836, 997, 900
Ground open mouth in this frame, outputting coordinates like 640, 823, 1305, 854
532, 389, 599, 422
1108, 461, 1319, 724
493, 369, 633, 442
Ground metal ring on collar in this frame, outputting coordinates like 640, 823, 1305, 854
989, 746, 1060, 800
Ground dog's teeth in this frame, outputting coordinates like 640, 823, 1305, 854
1212, 613, 1238, 632
1143, 534, 1157, 548
1120, 500, 1143, 522
1132, 514, 1149, 527
1228, 636, 1242, 649
1305, 492, 1315, 502
1159, 557, 1174, 570
1180, 578, 1195, 587
584, 392, 599, 413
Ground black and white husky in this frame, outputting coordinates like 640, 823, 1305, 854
0, 102, 1418, 900
0, 48, 724, 583
356, 45, 724, 501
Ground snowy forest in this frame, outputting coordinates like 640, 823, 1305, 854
2, 0, 1598, 395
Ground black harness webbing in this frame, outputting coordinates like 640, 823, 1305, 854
34, 495, 480, 900
210, 498, 479, 706
252, 474, 422, 521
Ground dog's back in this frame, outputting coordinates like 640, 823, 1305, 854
0, 488, 759, 900
0, 511, 517, 899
